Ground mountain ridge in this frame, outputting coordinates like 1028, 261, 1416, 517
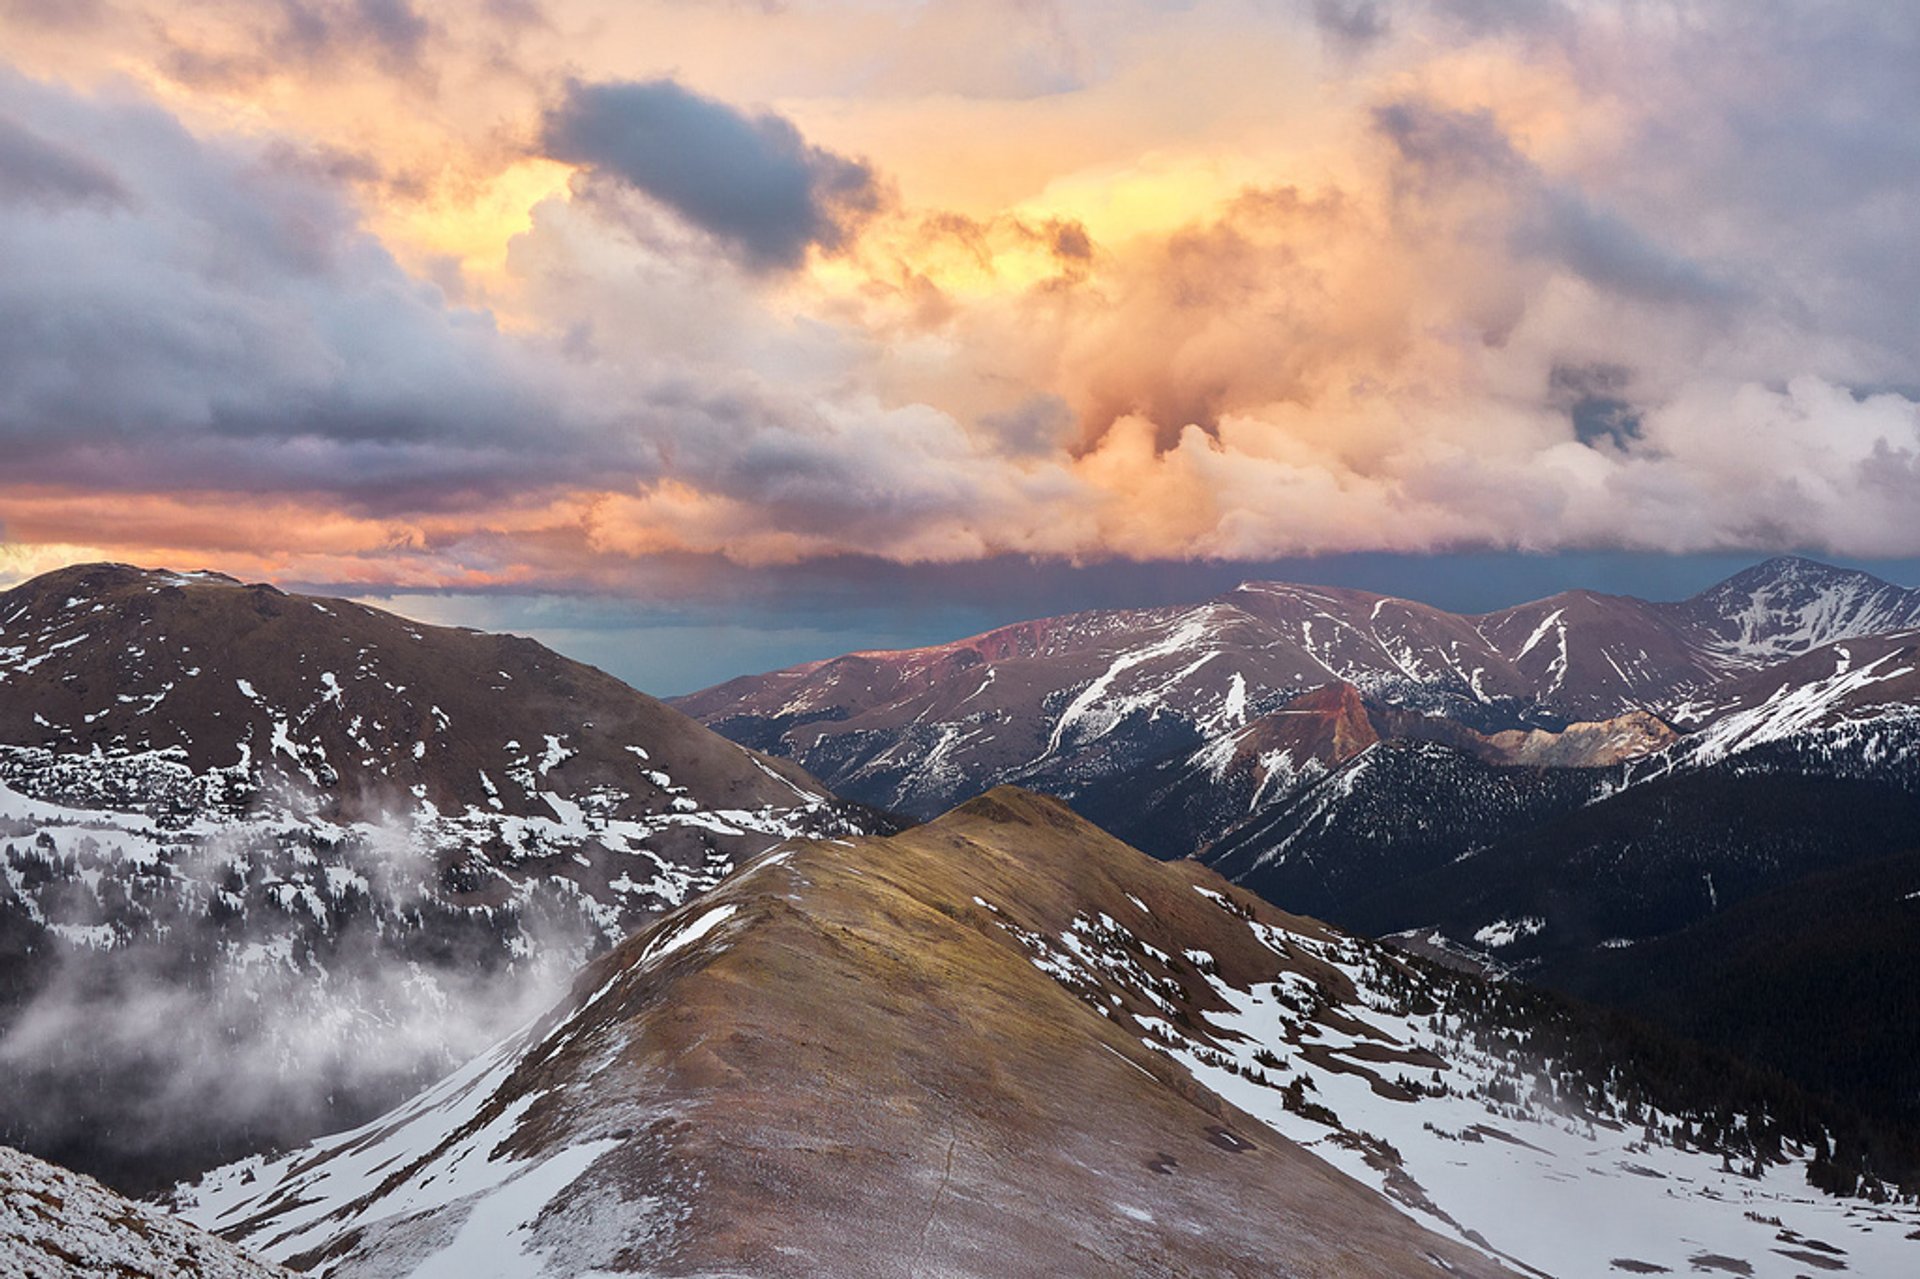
182, 787, 1920, 1278
673, 555, 1920, 829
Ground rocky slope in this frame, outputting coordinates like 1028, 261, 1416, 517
1, 1142, 289, 1279
0, 563, 873, 1191
182, 790, 1920, 1279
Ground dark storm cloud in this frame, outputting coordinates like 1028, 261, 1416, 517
1375, 99, 1733, 310
0, 71, 653, 509
0, 115, 128, 208
1311, 0, 1388, 50
541, 78, 884, 271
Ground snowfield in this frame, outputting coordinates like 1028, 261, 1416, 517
993, 888, 1920, 1279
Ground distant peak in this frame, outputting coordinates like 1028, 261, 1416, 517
1746, 554, 1857, 579
1701, 555, 1889, 598
7, 562, 247, 596
1751, 556, 1835, 576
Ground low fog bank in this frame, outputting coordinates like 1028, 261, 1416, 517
0, 800, 627, 1195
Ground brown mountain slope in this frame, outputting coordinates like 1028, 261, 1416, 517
187, 788, 1507, 1279
0, 562, 830, 824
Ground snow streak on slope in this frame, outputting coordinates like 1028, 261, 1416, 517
1676, 647, 1920, 768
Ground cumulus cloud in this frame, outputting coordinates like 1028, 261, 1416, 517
6, 0, 1920, 586
0, 69, 652, 510
541, 77, 884, 271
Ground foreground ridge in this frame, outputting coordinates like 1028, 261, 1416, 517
182, 789, 1920, 1279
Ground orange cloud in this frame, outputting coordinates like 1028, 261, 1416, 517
6, 0, 1920, 596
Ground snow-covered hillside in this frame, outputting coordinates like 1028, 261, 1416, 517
1086, 891, 1920, 1278
0, 1142, 288, 1279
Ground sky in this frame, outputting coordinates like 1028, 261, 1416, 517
3, 1, 1920, 692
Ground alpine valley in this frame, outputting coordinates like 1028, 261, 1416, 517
5, 559, 1920, 1279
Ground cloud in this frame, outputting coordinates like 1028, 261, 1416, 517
0, 69, 655, 510
0, 114, 128, 208
272, 0, 434, 75
541, 77, 884, 271
1312, 0, 1389, 51
10, 0, 1920, 588
0, 806, 588, 1191
0, 0, 105, 30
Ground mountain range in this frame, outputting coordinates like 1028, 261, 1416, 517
676, 556, 1920, 821
5, 556, 1920, 1277
678, 557, 1920, 1121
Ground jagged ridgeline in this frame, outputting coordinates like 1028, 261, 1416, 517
183, 791, 1920, 1278
675, 556, 1920, 827
0, 563, 877, 1193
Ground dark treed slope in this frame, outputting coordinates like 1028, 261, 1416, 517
1547, 845, 1920, 1133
